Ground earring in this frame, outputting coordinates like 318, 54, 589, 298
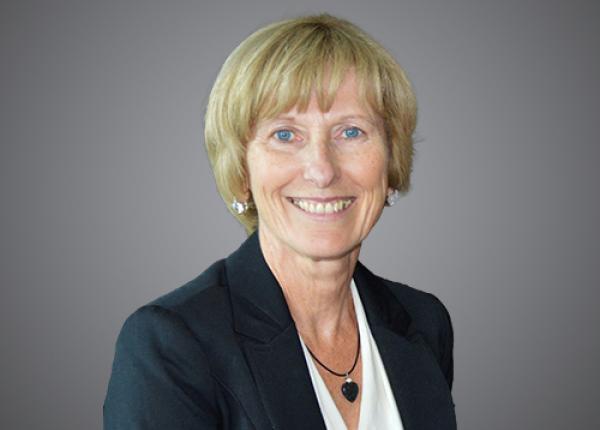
386, 189, 400, 206
231, 198, 253, 214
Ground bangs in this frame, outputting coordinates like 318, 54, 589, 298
244, 22, 385, 123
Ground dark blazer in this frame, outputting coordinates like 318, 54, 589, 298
104, 232, 456, 429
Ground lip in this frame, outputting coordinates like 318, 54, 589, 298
286, 196, 356, 219
287, 196, 356, 203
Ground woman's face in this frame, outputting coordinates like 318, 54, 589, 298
246, 71, 389, 261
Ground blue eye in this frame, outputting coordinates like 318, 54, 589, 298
342, 127, 362, 139
274, 129, 294, 142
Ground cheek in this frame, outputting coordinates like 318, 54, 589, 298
246, 148, 297, 199
246, 146, 272, 190
353, 150, 388, 189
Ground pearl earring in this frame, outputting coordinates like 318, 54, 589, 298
386, 189, 400, 206
231, 198, 253, 214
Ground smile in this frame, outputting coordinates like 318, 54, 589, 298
289, 198, 354, 214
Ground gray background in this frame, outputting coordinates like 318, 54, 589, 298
1, 0, 598, 428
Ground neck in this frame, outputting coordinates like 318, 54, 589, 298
258, 228, 360, 345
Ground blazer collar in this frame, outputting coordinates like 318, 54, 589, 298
225, 232, 324, 429
225, 231, 294, 342
224, 232, 455, 430
352, 259, 413, 336
225, 231, 413, 343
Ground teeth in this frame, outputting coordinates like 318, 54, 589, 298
292, 198, 353, 214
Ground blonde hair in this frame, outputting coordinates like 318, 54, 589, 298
204, 14, 417, 234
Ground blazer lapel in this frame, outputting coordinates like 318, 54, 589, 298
224, 234, 454, 430
354, 262, 457, 430
225, 233, 326, 430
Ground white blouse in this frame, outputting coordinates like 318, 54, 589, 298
299, 280, 405, 430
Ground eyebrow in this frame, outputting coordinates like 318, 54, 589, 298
267, 113, 381, 126
336, 114, 380, 125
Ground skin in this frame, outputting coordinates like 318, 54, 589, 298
245, 71, 390, 430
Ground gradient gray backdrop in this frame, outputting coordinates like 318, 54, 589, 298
2, 0, 599, 428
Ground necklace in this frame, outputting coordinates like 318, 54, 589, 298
304, 328, 361, 402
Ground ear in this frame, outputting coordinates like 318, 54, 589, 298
241, 161, 252, 195
240, 178, 251, 202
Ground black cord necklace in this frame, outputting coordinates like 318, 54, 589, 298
305, 329, 361, 402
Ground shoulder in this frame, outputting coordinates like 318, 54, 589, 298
149, 259, 229, 316
133, 259, 233, 334
104, 259, 238, 428
110, 256, 232, 360
381, 278, 453, 336
120, 258, 239, 355
379, 276, 455, 388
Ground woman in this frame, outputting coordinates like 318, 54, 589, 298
104, 14, 456, 430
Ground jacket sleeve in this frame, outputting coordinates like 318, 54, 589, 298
103, 305, 220, 429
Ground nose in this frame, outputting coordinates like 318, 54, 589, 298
303, 138, 339, 188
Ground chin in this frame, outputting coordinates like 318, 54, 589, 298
292, 230, 361, 260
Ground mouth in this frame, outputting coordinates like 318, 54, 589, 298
287, 197, 355, 215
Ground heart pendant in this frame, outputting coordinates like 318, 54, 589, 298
341, 378, 359, 402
